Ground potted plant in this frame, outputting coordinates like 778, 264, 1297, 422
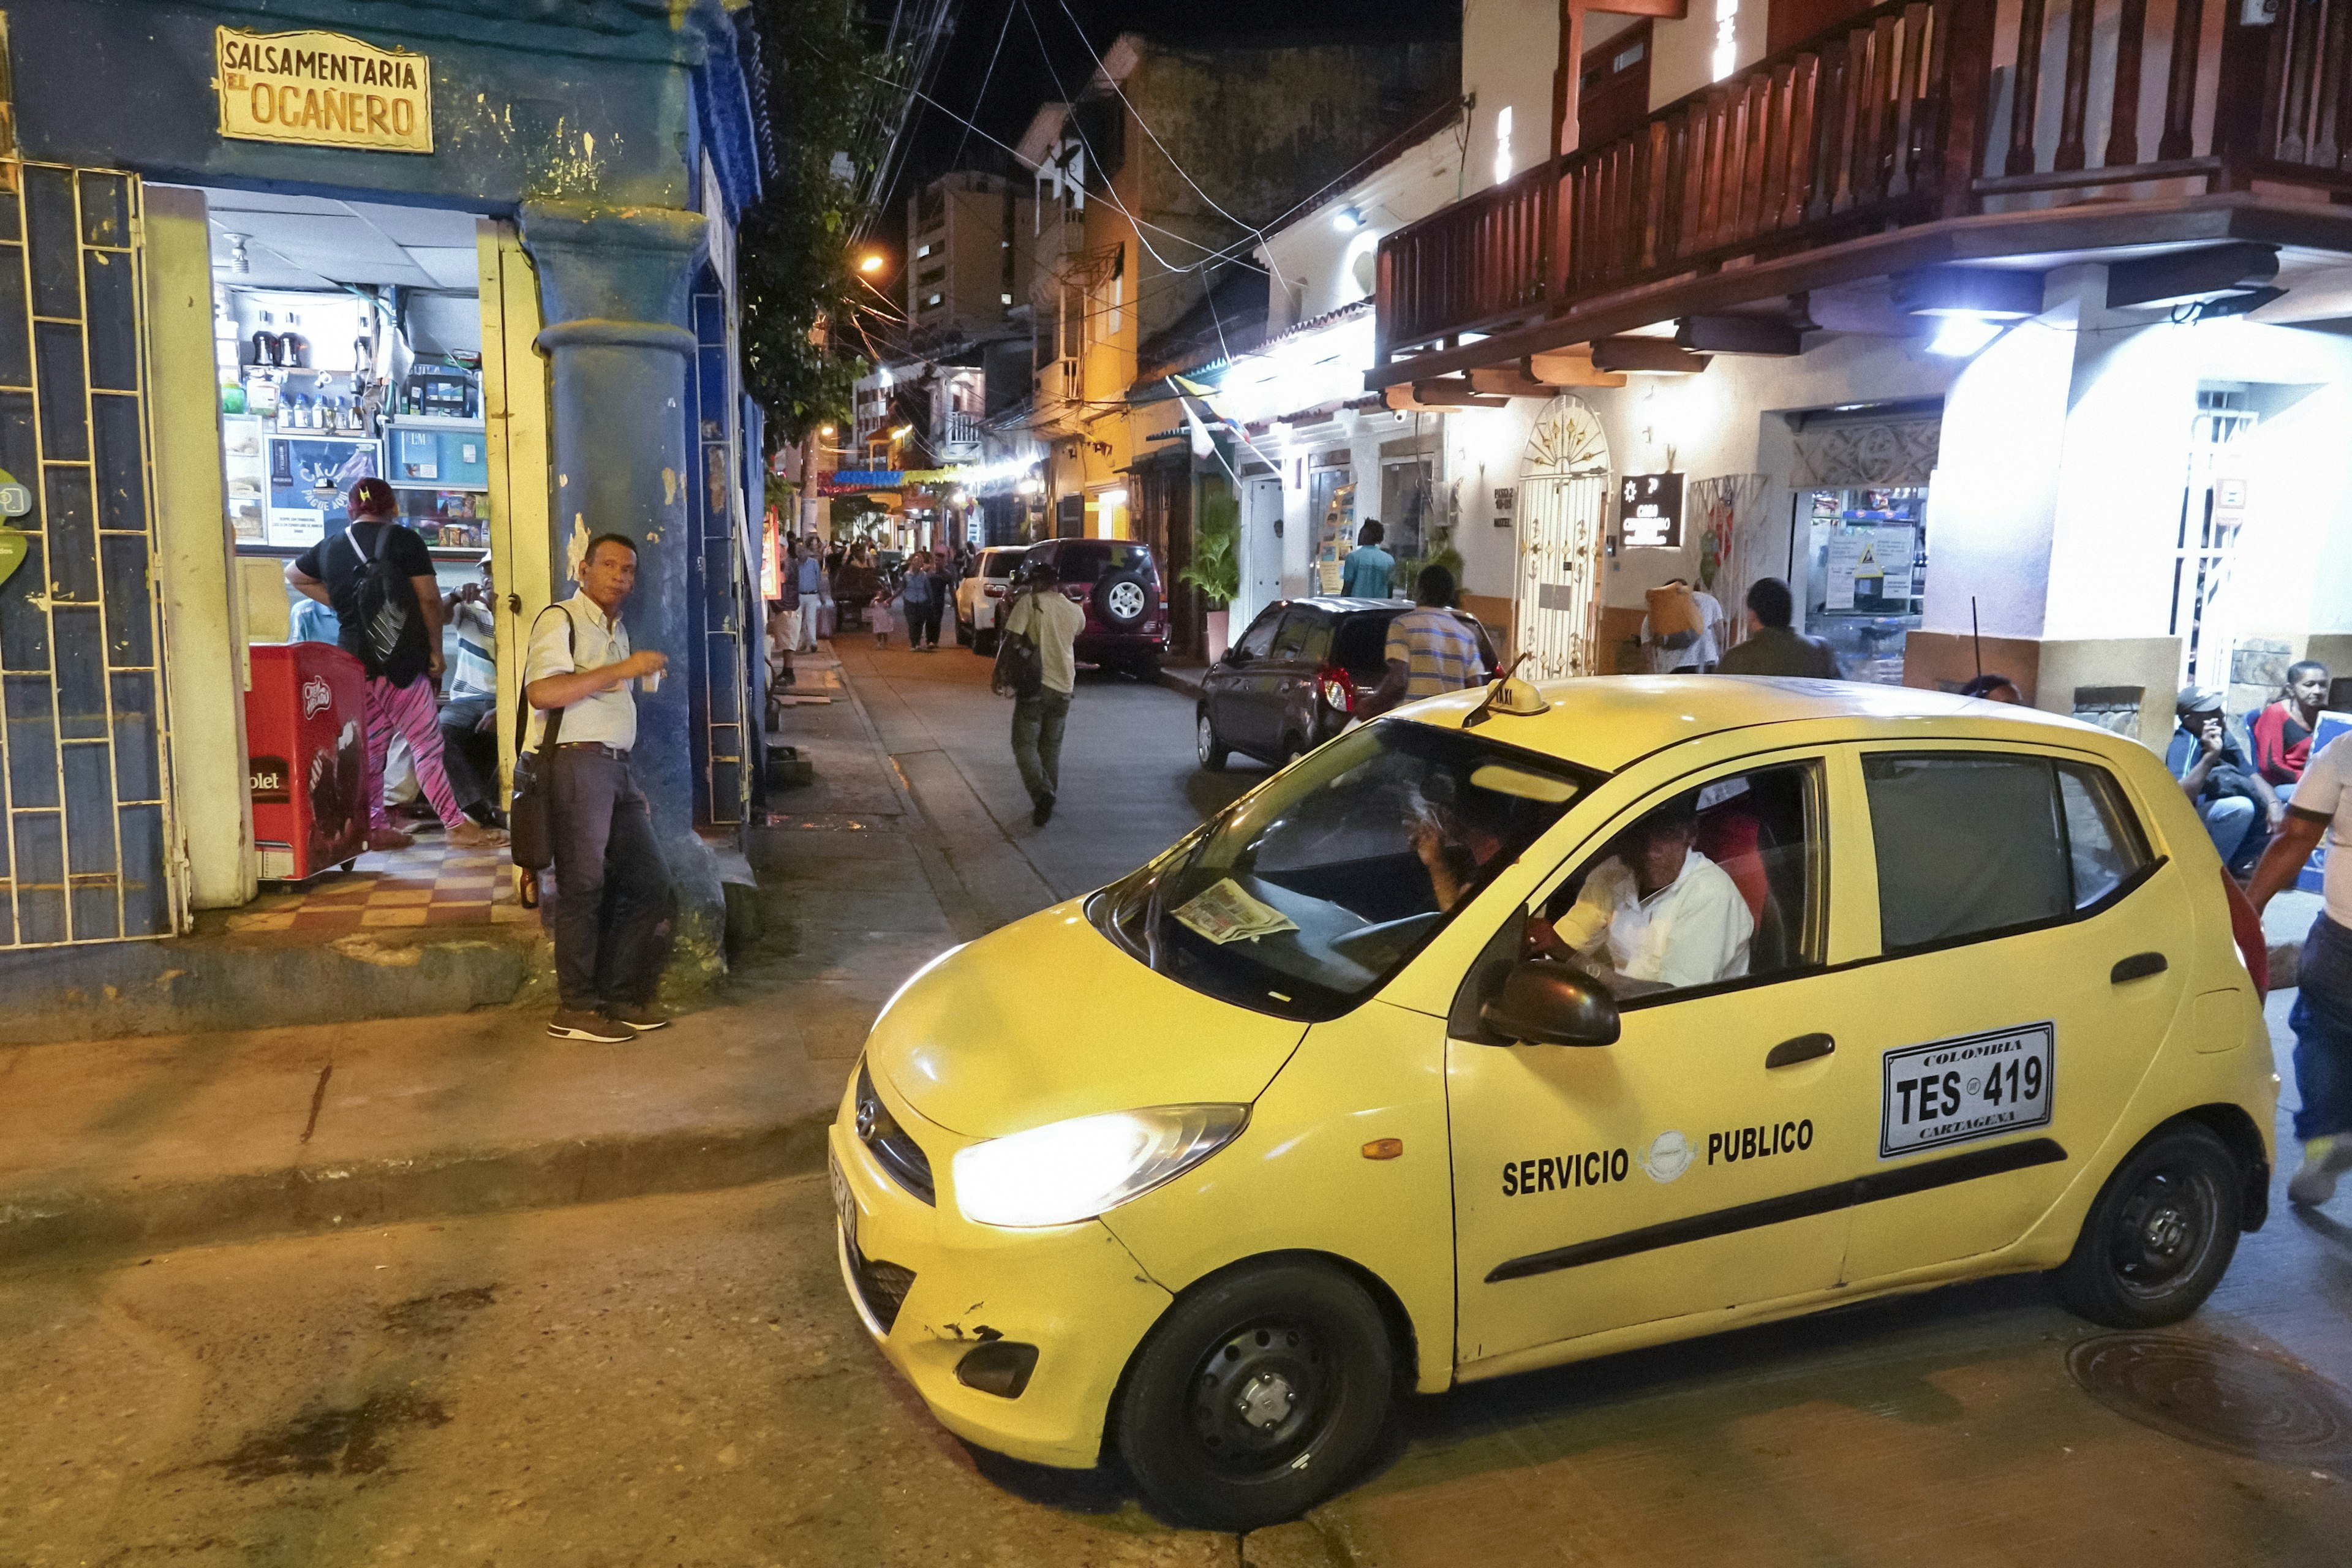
1182, 483, 1242, 665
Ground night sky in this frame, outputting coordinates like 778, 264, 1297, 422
884, 0, 1463, 218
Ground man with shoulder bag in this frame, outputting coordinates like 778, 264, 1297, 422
997, 558, 1084, 826
519, 533, 676, 1042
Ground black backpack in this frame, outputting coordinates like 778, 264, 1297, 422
344, 522, 430, 684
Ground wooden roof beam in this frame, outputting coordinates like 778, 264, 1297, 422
1524, 350, 1627, 387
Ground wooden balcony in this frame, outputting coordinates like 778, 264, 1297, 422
1374, 0, 2352, 380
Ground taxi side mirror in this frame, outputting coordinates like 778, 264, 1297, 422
1480, 960, 1619, 1047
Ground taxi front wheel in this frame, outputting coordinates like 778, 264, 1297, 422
2057, 1121, 2242, 1329
1115, 1259, 1394, 1531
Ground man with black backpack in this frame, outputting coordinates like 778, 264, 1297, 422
286, 478, 508, 853
999, 557, 1083, 826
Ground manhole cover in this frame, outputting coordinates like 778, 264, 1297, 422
2067, 1333, 2352, 1466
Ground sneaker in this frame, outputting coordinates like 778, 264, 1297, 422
1032, 792, 1055, 827
367, 827, 414, 852
548, 1008, 635, 1043
2288, 1134, 2352, 1207
605, 1003, 670, 1033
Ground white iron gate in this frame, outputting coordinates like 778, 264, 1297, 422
1515, 473, 1608, 679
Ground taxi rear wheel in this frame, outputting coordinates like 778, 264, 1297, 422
2057, 1121, 2242, 1329
1115, 1259, 1393, 1531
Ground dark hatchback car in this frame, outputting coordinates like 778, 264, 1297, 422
1023, 538, 1167, 678
1195, 596, 1499, 770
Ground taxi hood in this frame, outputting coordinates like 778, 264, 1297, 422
865, 902, 1307, 1139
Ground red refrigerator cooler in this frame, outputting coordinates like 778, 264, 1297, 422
246, 641, 370, 881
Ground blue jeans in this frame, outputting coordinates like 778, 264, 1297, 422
2201, 795, 2269, 876
2291, 913, 2352, 1141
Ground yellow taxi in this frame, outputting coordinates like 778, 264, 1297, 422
827, 676, 2277, 1529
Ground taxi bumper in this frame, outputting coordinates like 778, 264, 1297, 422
826, 1093, 1174, 1469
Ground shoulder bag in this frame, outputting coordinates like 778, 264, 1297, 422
507, 605, 576, 889
991, 589, 1044, 700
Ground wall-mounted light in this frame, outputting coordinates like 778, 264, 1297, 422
1893, 266, 2041, 359
1099, 486, 1129, 507
1928, 315, 2005, 356
1333, 206, 1363, 233
1493, 106, 1514, 186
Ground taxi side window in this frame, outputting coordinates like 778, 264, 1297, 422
2059, 762, 2155, 910
1862, 753, 2152, 954
1531, 763, 1822, 1004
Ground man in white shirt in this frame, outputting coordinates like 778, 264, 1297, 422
2249, 730, 2352, 1206
1642, 581, 1729, 674
524, 533, 675, 1042
1540, 796, 1753, 993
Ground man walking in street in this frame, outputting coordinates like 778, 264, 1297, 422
1005, 557, 1084, 826
524, 533, 676, 1043
2250, 729, 2352, 1207
1714, 578, 1842, 678
287, 478, 506, 852
1359, 564, 1484, 718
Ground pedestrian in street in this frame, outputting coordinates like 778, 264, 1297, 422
2252, 659, 2331, 794
2168, 687, 2283, 876
523, 532, 676, 1043
438, 554, 505, 827
901, 548, 946, 651
286, 478, 507, 853
2250, 729, 2352, 1207
1004, 557, 1084, 826
1359, 564, 1484, 718
793, 536, 827, 653
1713, 578, 1842, 678
1341, 519, 1396, 599
835, 545, 883, 645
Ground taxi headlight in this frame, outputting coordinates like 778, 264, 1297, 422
952, 1105, 1250, 1228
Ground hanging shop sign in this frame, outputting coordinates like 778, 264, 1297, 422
215, 28, 434, 154
1618, 472, 1685, 548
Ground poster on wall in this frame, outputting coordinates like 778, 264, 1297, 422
1825, 530, 1867, 610
1618, 472, 1685, 548
268, 435, 379, 549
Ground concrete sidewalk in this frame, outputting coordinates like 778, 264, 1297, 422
0, 647, 978, 1267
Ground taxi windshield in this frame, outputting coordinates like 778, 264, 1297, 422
1100, 722, 1596, 1020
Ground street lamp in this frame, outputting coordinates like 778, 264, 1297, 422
858, 252, 886, 276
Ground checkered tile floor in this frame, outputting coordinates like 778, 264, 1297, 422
225, 837, 527, 934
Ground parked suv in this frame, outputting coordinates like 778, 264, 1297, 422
954, 546, 1031, 654
1196, 596, 1499, 769
1019, 538, 1167, 679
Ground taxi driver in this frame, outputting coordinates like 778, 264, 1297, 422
1536, 794, 1753, 992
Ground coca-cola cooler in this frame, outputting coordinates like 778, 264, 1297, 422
246, 641, 370, 881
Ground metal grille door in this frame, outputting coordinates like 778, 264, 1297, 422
0, 163, 171, 947
686, 276, 746, 827
2171, 391, 2258, 693
1514, 474, 1607, 679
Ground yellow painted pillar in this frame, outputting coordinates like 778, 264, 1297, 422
476, 220, 552, 802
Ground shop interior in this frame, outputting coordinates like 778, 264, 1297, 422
1803, 483, 1929, 687
198, 189, 496, 642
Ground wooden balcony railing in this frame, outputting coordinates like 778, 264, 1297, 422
1376, 0, 2352, 363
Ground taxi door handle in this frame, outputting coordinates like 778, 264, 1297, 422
1765, 1032, 1835, 1069
2111, 951, 2168, 984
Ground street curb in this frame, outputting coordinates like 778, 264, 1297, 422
0, 1112, 834, 1268
1157, 665, 1207, 705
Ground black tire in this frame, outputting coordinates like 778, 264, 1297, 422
1095, 569, 1152, 630
954, 616, 971, 647
1196, 709, 1228, 772
1115, 1259, 1394, 1532
2057, 1120, 2242, 1328
974, 627, 999, 657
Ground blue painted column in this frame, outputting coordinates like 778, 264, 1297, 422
519, 200, 725, 987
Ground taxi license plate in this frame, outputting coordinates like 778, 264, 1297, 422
827, 1148, 858, 1253
1879, 1022, 2054, 1158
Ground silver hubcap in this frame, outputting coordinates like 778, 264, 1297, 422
1237, 1373, 1296, 1430
1108, 581, 1145, 619
1197, 715, 1213, 758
